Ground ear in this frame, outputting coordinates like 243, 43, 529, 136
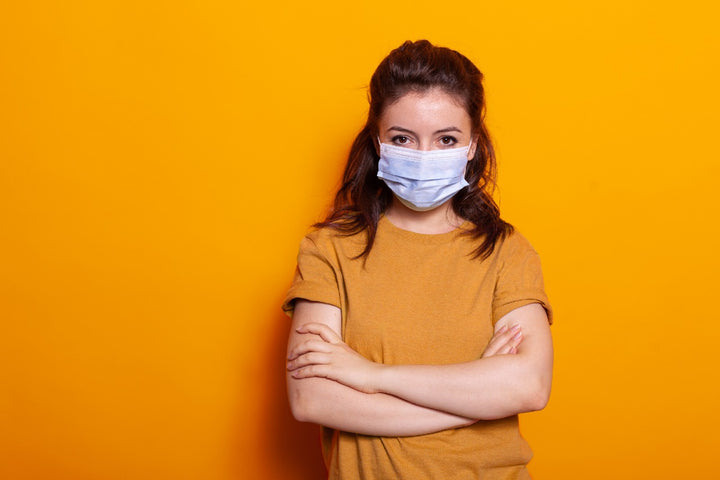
468, 136, 478, 160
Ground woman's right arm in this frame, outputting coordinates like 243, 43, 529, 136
287, 300, 475, 437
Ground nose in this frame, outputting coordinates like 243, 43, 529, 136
418, 141, 434, 151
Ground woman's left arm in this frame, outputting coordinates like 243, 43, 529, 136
287, 303, 552, 420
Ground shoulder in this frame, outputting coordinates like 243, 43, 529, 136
494, 229, 538, 256
299, 225, 368, 261
302, 225, 361, 247
487, 229, 543, 268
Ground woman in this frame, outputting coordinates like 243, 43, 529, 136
283, 40, 553, 479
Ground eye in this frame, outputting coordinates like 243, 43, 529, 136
391, 135, 411, 146
392, 135, 410, 145
439, 136, 458, 147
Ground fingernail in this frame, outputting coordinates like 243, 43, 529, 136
511, 324, 521, 332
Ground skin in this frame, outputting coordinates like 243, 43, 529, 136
288, 303, 552, 421
377, 88, 477, 234
285, 88, 553, 434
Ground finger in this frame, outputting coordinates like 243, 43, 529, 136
297, 323, 342, 344
287, 339, 334, 360
486, 325, 508, 346
498, 331, 523, 355
483, 325, 522, 357
290, 364, 331, 380
495, 342, 513, 355
492, 340, 513, 356
492, 324, 520, 346
296, 323, 342, 343
510, 330, 523, 351
482, 325, 508, 356
484, 324, 517, 357
287, 352, 331, 371
504, 324, 521, 339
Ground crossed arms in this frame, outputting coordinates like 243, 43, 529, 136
286, 299, 553, 437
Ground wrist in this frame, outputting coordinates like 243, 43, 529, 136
371, 363, 395, 395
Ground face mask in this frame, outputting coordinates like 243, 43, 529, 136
376, 141, 471, 211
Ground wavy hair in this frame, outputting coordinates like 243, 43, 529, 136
316, 39, 512, 259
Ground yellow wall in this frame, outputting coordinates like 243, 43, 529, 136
1, 1, 718, 478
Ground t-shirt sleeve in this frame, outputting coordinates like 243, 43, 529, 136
282, 234, 341, 317
492, 232, 553, 325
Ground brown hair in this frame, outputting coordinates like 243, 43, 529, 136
316, 39, 512, 259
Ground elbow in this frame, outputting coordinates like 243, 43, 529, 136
523, 376, 552, 412
287, 380, 316, 423
290, 403, 315, 424
289, 399, 308, 423
288, 389, 310, 423
477, 377, 552, 421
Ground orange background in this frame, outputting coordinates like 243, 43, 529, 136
1, 1, 719, 478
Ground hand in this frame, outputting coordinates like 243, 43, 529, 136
482, 324, 523, 358
287, 322, 384, 394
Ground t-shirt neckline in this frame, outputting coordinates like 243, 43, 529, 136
379, 215, 472, 245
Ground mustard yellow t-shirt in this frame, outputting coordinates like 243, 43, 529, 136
283, 216, 552, 480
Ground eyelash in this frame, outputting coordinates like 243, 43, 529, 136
390, 135, 459, 146
439, 136, 458, 146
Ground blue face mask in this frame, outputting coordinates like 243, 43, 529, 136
377, 141, 471, 211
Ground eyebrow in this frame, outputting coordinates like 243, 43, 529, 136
386, 126, 464, 135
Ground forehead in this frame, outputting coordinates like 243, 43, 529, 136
380, 88, 471, 130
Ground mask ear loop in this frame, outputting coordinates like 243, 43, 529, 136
466, 137, 476, 161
